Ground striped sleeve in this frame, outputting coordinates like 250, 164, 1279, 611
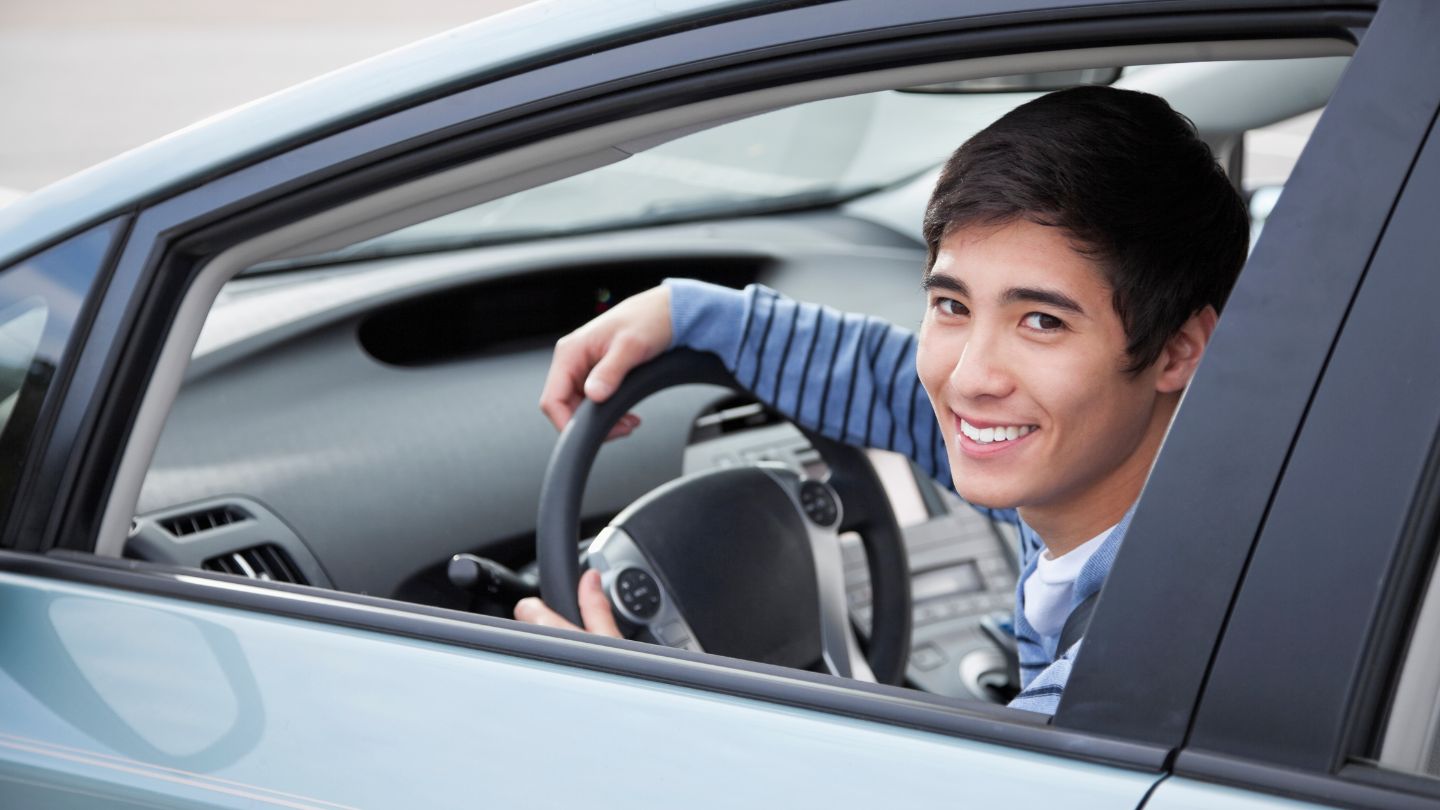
1008, 641, 1082, 717
667, 278, 952, 487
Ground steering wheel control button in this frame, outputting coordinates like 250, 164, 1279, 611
614, 567, 662, 621
799, 480, 840, 527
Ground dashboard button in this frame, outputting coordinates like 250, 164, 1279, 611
930, 601, 959, 620
954, 596, 983, 615
910, 643, 946, 671
914, 604, 947, 625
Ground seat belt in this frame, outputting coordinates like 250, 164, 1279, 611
1058, 591, 1100, 655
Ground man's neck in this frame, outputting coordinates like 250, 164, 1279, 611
1021, 497, 1133, 558
1018, 396, 1174, 557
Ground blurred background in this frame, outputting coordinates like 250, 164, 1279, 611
0, 0, 1316, 203
0, 0, 527, 196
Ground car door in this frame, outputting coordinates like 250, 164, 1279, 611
0, 1, 1419, 807
1059, 0, 1440, 753
1146, 21, 1440, 806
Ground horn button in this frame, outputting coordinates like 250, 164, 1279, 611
595, 466, 824, 669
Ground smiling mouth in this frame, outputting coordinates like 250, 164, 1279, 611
959, 418, 1038, 445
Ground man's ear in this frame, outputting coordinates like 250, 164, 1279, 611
1155, 305, 1218, 394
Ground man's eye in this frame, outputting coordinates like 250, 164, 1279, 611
1022, 312, 1066, 331
934, 297, 969, 317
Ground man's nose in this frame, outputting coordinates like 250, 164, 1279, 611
949, 328, 1014, 400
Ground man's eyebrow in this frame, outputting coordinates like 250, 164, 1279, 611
921, 273, 968, 297
1005, 286, 1087, 316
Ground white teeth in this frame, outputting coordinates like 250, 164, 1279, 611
959, 419, 1035, 445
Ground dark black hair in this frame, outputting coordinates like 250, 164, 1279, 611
921, 85, 1249, 373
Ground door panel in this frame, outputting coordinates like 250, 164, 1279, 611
1183, 57, 1440, 775
0, 572, 1159, 809
1145, 777, 1337, 810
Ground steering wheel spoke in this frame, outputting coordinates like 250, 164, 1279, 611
588, 526, 705, 653
760, 469, 876, 683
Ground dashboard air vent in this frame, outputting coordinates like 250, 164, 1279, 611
160, 505, 250, 537
202, 544, 307, 585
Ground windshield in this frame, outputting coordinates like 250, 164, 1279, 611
291, 89, 1043, 264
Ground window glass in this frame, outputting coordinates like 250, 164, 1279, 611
1245, 109, 1323, 248
0, 299, 48, 437
0, 222, 120, 529
1379, 545, 1440, 776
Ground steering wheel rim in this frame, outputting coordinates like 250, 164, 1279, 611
536, 348, 911, 684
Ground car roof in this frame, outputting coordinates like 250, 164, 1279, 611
0, 0, 768, 269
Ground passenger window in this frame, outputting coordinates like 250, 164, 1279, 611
1244, 109, 1322, 248
1378, 546, 1440, 776
0, 299, 48, 437
0, 222, 120, 526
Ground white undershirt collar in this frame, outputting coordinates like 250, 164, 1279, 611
1022, 524, 1115, 640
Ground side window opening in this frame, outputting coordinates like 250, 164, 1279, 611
0, 222, 119, 532
0, 298, 48, 439
1244, 109, 1323, 249
110, 47, 1348, 714
1378, 523, 1440, 776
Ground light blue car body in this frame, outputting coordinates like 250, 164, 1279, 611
0, 0, 1368, 806
0, 572, 1171, 808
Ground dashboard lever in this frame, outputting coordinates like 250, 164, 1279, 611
448, 554, 540, 601
978, 611, 1021, 700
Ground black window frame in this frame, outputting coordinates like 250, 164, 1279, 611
1063, 0, 1438, 752
1168, 8, 1440, 800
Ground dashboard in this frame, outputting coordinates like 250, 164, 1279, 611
126, 208, 1022, 701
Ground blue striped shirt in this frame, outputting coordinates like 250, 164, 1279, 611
667, 278, 1130, 716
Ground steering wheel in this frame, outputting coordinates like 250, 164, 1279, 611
536, 349, 911, 684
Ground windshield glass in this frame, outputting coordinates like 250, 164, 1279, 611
255, 54, 1350, 271
295, 89, 1043, 264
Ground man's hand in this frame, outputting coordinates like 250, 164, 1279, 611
538, 285, 672, 440
513, 569, 622, 637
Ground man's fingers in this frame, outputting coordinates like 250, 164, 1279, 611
538, 334, 599, 431
513, 573, 622, 639
578, 569, 623, 638
604, 413, 642, 441
584, 333, 655, 404
539, 285, 672, 432
538, 393, 579, 433
540, 333, 649, 437
513, 597, 582, 632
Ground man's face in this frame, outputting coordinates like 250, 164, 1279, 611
916, 219, 1169, 538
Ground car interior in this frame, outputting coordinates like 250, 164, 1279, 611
101, 39, 1352, 705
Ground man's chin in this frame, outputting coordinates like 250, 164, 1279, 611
952, 484, 1023, 511
947, 454, 1026, 510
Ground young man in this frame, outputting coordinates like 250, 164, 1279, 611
516, 85, 1250, 715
